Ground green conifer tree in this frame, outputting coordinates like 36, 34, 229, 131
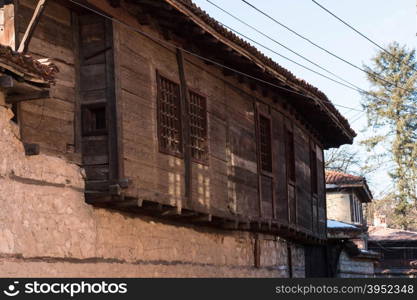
363, 42, 417, 230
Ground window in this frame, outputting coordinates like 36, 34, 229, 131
285, 128, 295, 182
157, 74, 183, 156
82, 104, 107, 136
310, 148, 318, 194
259, 115, 272, 172
189, 90, 208, 163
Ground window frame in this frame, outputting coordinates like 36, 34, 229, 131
258, 113, 273, 175
285, 124, 296, 185
81, 102, 108, 137
156, 71, 184, 159
188, 88, 209, 165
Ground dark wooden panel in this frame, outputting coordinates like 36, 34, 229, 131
76, 13, 116, 187
81, 89, 107, 104
272, 110, 288, 224
294, 126, 312, 232
229, 123, 257, 163
316, 147, 326, 237
84, 164, 109, 180
288, 183, 296, 225
261, 175, 273, 219
80, 22, 104, 44
80, 64, 107, 91
82, 135, 108, 156
305, 245, 329, 277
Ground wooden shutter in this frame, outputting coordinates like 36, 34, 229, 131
272, 110, 288, 224
294, 126, 312, 232
78, 13, 116, 184
310, 141, 319, 234
256, 110, 274, 219
285, 123, 296, 226
316, 146, 326, 237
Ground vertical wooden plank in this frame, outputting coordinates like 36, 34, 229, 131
176, 48, 192, 207
253, 101, 263, 218
316, 146, 326, 238
287, 243, 293, 278
104, 18, 120, 184
285, 120, 297, 227
72, 12, 82, 154
272, 110, 288, 225
112, 21, 125, 181
254, 233, 261, 268
294, 125, 312, 232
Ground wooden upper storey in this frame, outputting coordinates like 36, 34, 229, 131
0, 0, 356, 243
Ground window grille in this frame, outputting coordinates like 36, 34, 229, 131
189, 90, 208, 163
157, 74, 183, 156
259, 115, 272, 172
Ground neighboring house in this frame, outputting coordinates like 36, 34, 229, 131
325, 171, 379, 277
0, 0, 355, 277
369, 219, 417, 278
326, 170, 372, 227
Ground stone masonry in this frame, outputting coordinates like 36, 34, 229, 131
0, 92, 304, 277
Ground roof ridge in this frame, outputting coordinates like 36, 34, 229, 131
168, 0, 355, 138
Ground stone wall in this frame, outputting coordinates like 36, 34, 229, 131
338, 251, 374, 278
327, 192, 351, 223
0, 93, 304, 277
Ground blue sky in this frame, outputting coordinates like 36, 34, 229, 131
193, 0, 416, 196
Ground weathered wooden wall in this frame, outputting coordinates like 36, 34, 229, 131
113, 12, 326, 238
12, 0, 327, 239
17, 0, 77, 160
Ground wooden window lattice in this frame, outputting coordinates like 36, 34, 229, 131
189, 91, 208, 163
157, 74, 183, 156
285, 129, 295, 182
259, 115, 272, 172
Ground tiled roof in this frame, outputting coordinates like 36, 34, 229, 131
165, 0, 356, 140
325, 170, 364, 185
0, 45, 58, 84
368, 226, 417, 241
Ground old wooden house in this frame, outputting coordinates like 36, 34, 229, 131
369, 223, 417, 278
0, 0, 356, 277
325, 171, 379, 277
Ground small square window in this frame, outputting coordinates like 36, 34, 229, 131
82, 104, 107, 136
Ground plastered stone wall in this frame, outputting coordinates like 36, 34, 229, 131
0, 92, 304, 277
326, 192, 352, 223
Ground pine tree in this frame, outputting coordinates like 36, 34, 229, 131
363, 42, 417, 230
